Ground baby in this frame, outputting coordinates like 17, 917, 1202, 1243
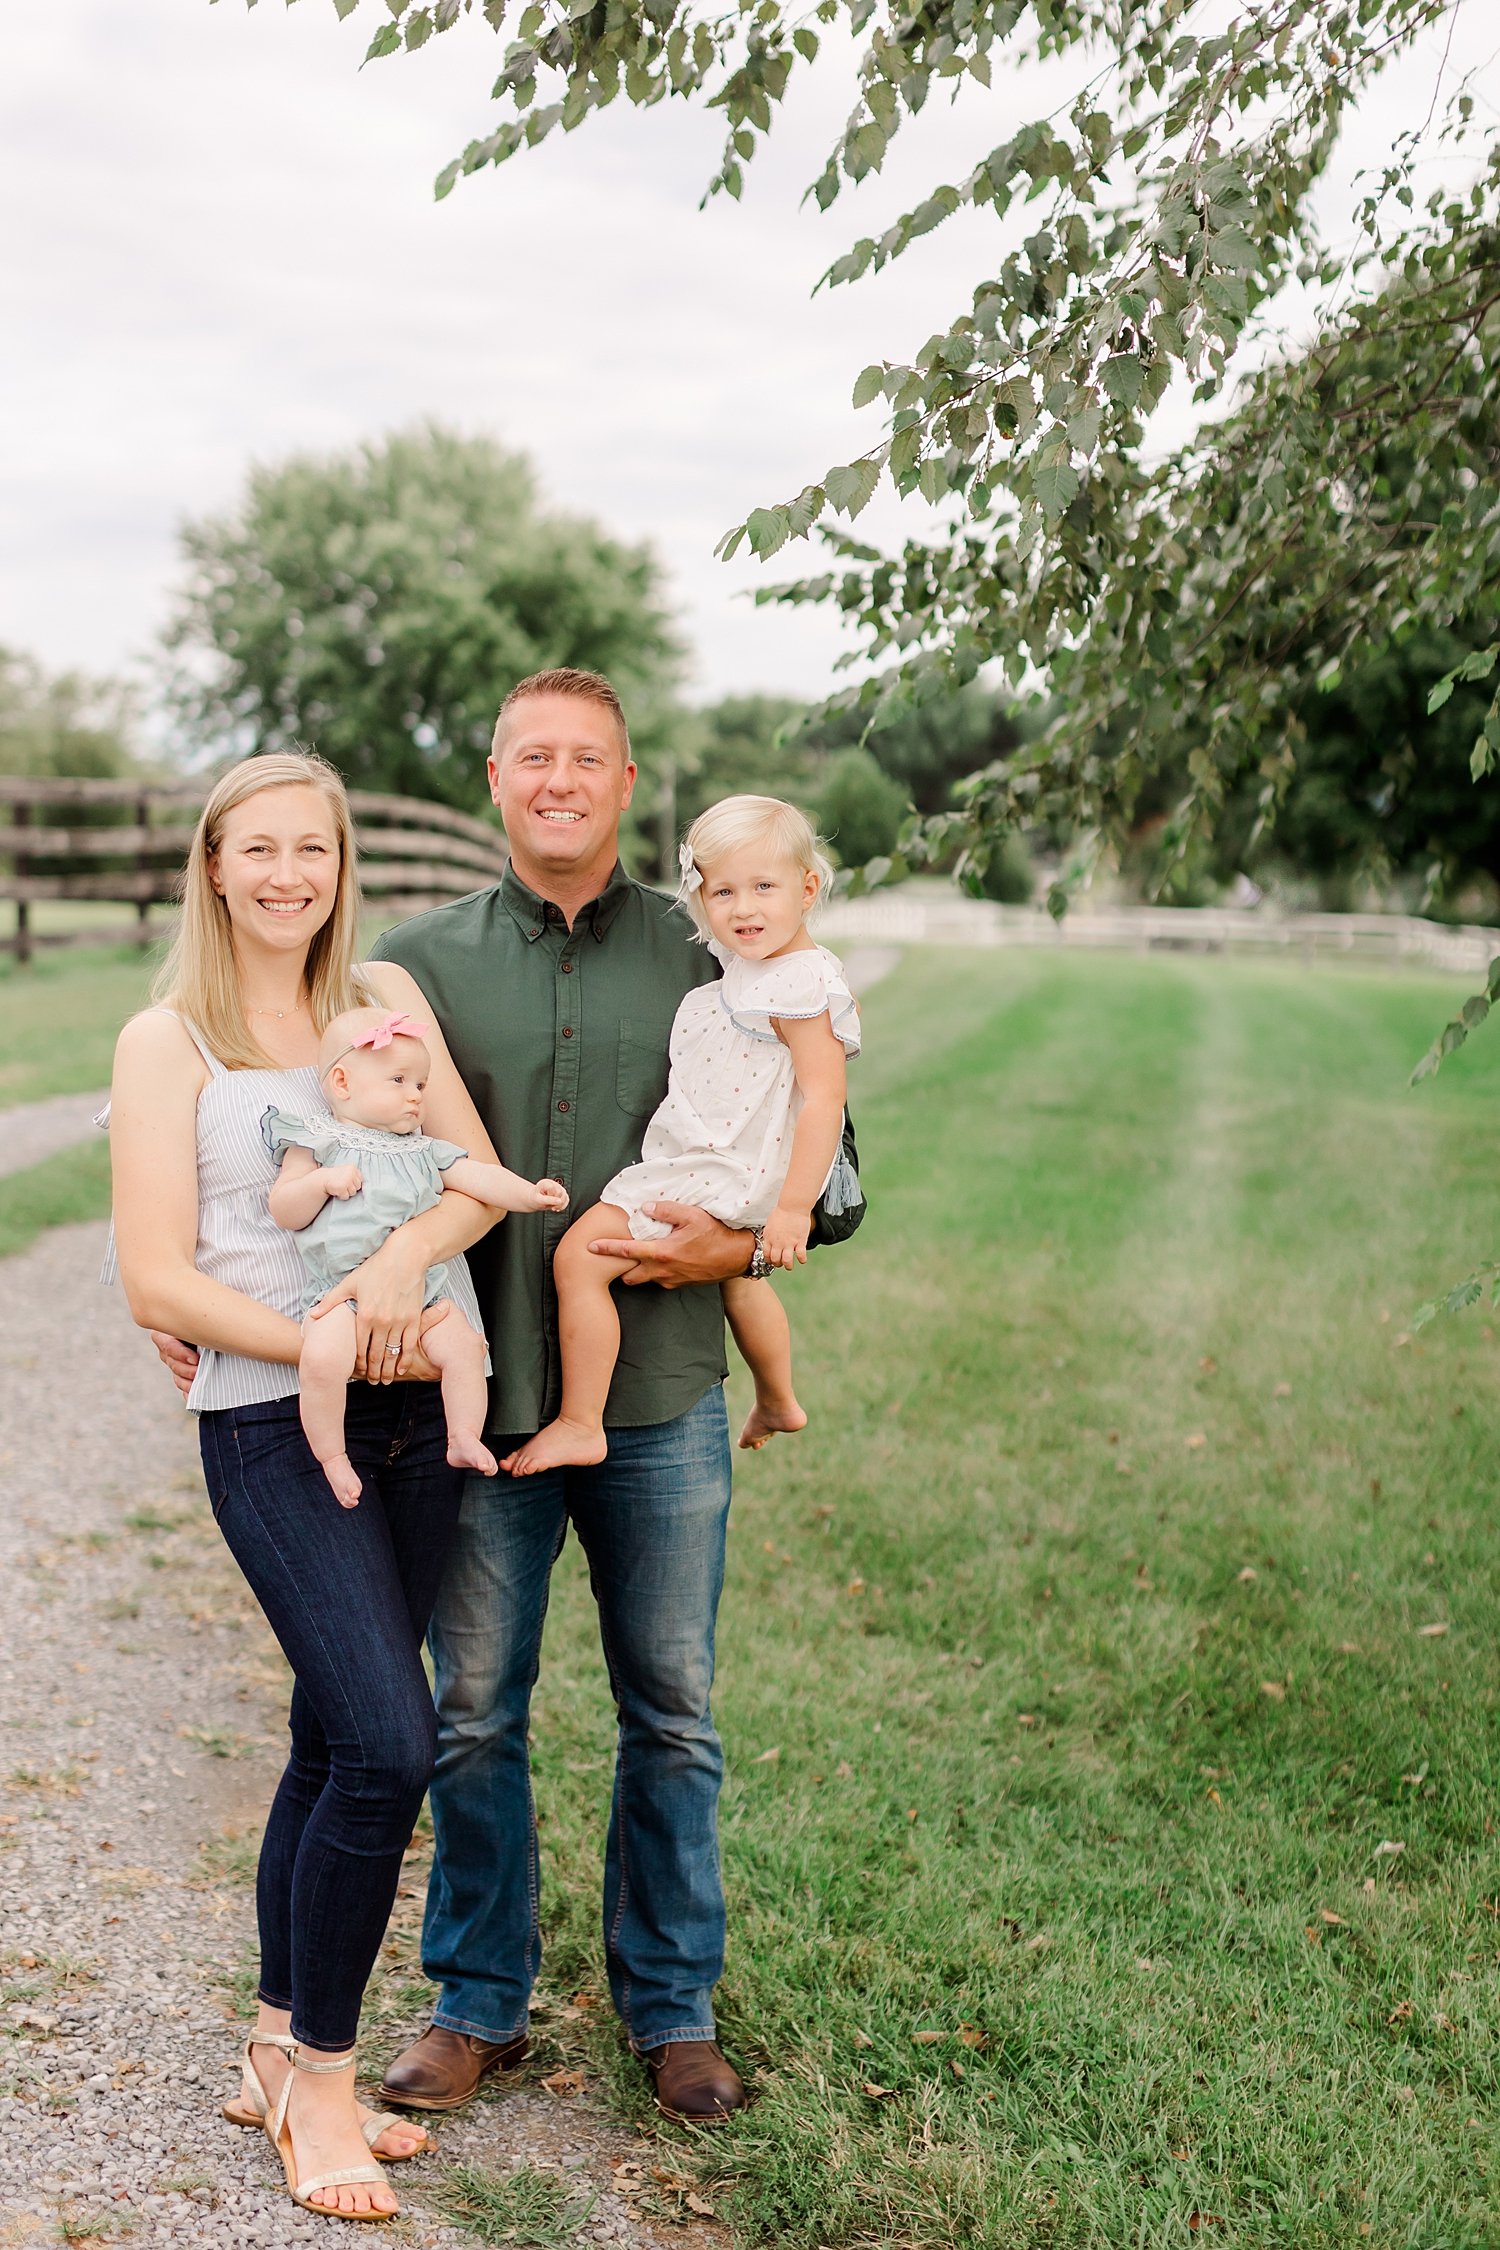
264, 1006, 567, 1506
502, 793, 861, 1478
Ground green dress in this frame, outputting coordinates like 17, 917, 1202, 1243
261, 1106, 486, 1340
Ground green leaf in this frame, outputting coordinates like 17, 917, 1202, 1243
825, 458, 881, 518
851, 364, 885, 410
793, 26, 818, 61
1428, 675, 1456, 712
1032, 458, 1080, 519
998, 374, 1036, 436
335, 0, 362, 18
746, 506, 790, 558
1067, 403, 1102, 454
363, 21, 402, 58
1099, 355, 1143, 408
1208, 226, 1263, 273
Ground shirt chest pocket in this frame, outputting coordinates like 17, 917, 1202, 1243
615, 1024, 672, 1118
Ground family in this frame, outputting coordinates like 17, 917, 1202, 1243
106, 668, 863, 2223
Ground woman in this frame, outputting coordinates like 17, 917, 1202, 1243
110, 751, 501, 2223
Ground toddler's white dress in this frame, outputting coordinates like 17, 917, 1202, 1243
602, 940, 861, 1241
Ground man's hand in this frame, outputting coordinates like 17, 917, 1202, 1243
308, 1234, 431, 1379
150, 1331, 200, 1400
586, 1202, 753, 1289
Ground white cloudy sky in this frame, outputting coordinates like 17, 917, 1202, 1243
3, 2, 1495, 710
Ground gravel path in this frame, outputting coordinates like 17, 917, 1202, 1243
0, 1220, 723, 2250
0, 1089, 110, 1180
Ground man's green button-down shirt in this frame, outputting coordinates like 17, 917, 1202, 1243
369, 861, 725, 1438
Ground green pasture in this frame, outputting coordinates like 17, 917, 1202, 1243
8, 941, 1500, 2245
515, 949, 1500, 2250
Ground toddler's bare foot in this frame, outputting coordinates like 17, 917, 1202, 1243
448, 1429, 499, 1477
738, 1398, 808, 1450
500, 1418, 609, 1477
321, 1454, 362, 1507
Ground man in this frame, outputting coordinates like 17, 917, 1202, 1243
362, 668, 850, 2123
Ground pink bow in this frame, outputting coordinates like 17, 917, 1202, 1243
351, 1011, 427, 1051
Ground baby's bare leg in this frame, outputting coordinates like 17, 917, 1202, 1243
298, 1305, 363, 1506
421, 1310, 499, 1479
501, 1205, 636, 1477
723, 1276, 807, 1451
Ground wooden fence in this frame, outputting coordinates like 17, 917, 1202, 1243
0, 776, 509, 963
818, 893, 1500, 978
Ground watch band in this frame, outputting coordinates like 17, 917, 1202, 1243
746, 1224, 770, 1280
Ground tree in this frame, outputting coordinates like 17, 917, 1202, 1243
165, 423, 683, 813
816, 745, 907, 866
0, 646, 141, 780
279, 1, 1498, 899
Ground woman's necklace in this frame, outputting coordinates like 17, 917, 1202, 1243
246, 999, 306, 1021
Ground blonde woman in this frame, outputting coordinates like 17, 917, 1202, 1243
109, 752, 503, 2223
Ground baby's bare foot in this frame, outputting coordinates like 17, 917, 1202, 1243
321, 1454, 362, 1507
448, 1430, 499, 1477
738, 1398, 808, 1450
500, 1418, 609, 1477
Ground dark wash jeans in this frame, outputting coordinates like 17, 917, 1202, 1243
198, 1385, 464, 2051
422, 1385, 733, 2052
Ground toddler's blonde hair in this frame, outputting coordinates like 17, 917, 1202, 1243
679, 795, 835, 939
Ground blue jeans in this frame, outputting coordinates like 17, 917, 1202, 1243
198, 1386, 464, 2051
421, 1384, 732, 2052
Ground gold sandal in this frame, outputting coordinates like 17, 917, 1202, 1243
265, 2042, 398, 2223
225, 2031, 429, 2160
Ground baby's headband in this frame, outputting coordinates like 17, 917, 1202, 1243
323, 1010, 429, 1078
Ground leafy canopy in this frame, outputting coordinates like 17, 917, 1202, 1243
264, 0, 1500, 903
165, 423, 682, 812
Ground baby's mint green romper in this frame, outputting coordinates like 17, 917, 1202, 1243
261, 1107, 487, 1342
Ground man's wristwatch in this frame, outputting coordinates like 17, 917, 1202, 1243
746, 1225, 770, 1280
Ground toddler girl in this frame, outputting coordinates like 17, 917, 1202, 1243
503, 794, 860, 1477
264, 1006, 567, 1505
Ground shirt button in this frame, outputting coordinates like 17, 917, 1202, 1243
557, 1099, 570, 1113
561, 1026, 574, 1039
561, 960, 575, 974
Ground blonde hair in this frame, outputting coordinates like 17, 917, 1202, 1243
678, 794, 836, 939
152, 751, 374, 1070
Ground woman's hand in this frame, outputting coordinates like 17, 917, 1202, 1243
308, 1233, 431, 1380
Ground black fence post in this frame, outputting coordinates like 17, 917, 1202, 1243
14, 800, 31, 966
136, 791, 152, 950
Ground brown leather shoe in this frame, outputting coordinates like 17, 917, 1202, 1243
379, 2024, 529, 2111
637, 2040, 746, 2124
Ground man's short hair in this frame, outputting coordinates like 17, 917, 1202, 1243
493, 668, 631, 759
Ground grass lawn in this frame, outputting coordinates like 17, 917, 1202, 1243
495, 948, 1500, 2250
0, 940, 158, 1107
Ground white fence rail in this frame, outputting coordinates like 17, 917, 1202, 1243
817, 895, 1500, 979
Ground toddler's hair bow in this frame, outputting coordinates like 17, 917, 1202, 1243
351, 1010, 428, 1050
677, 841, 703, 895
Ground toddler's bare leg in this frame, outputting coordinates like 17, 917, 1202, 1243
501, 1206, 636, 1476
421, 1311, 499, 1479
298, 1305, 363, 1506
723, 1276, 807, 1451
